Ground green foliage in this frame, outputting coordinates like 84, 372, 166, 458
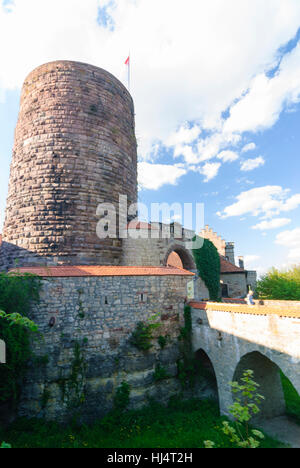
58, 341, 87, 409
0, 398, 284, 448
157, 335, 168, 349
130, 321, 160, 351
41, 387, 51, 409
0, 311, 38, 332
153, 364, 170, 382
0, 271, 41, 315
0, 272, 41, 404
0, 320, 31, 402
257, 265, 300, 300
0, 442, 11, 448
113, 381, 131, 412
280, 371, 300, 424
177, 305, 198, 388
205, 369, 265, 449
192, 236, 220, 301
77, 289, 85, 319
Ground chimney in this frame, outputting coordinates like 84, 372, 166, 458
225, 242, 235, 265
238, 256, 245, 270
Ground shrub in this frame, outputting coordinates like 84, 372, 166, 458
130, 321, 159, 351
0, 442, 11, 448
0, 272, 41, 403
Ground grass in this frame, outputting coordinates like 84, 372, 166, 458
0, 398, 285, 448
281, 372, 300, 424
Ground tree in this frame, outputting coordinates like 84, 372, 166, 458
257, 265, 300, 301
204, 369, 265, 448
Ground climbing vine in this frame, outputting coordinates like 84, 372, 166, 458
113, 381, 131, 412
153, 364, 170, 382
177, 305, 198, 388
192, 236, 220, 301
0, 272, 41, 404
130, 321, 160, 351
58, 341, 87, 409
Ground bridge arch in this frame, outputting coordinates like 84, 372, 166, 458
163, 243, 196, 271
232, 351, 286, 420
195, 348, 219, 403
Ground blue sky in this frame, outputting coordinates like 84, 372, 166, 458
1, 0, 300, 276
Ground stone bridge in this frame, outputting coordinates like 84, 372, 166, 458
190, 300, 300, 420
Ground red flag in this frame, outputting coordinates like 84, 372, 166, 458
125, 56, 130, 65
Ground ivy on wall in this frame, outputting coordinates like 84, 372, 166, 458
177, 304, 197, 388
0, 272, 41, 403
192, 236, 221, 301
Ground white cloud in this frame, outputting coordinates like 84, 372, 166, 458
275, 228, 300, 262
166, 124, 201, 147
197, 132, 241, 163
217, 150, 239, 163
281, 194, 300, 212
199, 162, 221, 183
1, 0, 300, 162
241, 142, 256, 153
1, 1, 300, 191
224, 41, 300, 134
217, 186, 300, 219
173, 145, 199, 165
240, 156, 265, 171
252, 218, 291, 230
138, 162, 186, 190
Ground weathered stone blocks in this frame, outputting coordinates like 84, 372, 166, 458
17, 274, 189, 422
1, 61, 137, 269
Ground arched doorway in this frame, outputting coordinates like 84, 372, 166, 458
221, 283, 229, 298
194, 349, 219, 404
163, 244, 196, 271
167, 252, 183, 269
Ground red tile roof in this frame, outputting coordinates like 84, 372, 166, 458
127, 222, 154, 230
220, 256, 245, 274
9, 265, 195, 278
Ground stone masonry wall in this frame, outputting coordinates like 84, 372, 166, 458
1, 61, 137, 270
18, 274, 190, 423
122, 232, 210, 300
221, 273, 247, 298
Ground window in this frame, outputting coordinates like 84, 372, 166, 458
103, 296, 109, 305
139, 293, 147, 303
221, 284, 229, 298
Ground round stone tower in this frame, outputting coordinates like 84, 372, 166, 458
1, 61, 137, 269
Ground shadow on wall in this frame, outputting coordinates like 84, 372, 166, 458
233, 351, 286, 422
163, 244, 196, 271
194, 349, 219, 404
0, 241, 90, 271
